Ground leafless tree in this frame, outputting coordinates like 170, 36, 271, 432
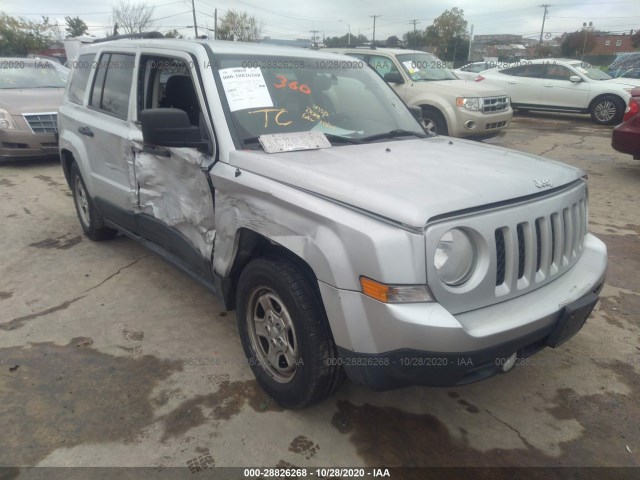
111, 1, 155, 35
217, 10, 263, 42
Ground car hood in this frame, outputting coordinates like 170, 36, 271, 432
603, 78, 640, 88
0, 88, 65, 115
411, 79, 506, 97
227, 137, 583, 228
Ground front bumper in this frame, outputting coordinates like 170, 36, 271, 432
318, 233, 607, 390
0, 129, 59, 161
449, 106, 513, 138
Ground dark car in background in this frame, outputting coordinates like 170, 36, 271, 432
612, 87, 640, 159
0, 58, 68, 162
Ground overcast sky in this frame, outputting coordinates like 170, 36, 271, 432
6, 0, 640, 41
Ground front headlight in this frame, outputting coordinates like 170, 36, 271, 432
0, 109, 17, 130
456, 97, 480, 111
434, 228, 476, 286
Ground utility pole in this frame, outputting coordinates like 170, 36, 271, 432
191, 0, 198, 38
467, 24, 474, 61
214, 8, 217, 40
310, 30, 319, 48
370, 15, 380, 47
537, 4, 552, 58
409, 19, 419, 49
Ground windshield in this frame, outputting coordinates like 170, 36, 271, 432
396, 53, 457, 81
571, 63, 612, 81
0, 60, 67, 89
213, 55, 424, 149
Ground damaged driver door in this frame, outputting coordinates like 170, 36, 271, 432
130, 52, 216, 283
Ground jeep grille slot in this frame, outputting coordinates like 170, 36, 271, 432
23, 113, 58, 135
495, 229, 506, 286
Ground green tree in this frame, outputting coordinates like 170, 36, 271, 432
216, 10, 263, 42
403, 30, 426, 49
429, 7, 468, 45
65, 16, 88, 37
386, 35, 400, 47
630, 29, 640, 48
324, 33, 368, 47
0, 13, 53, 56
561, 30, 597, 58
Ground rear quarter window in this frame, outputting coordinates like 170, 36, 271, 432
67, 54, 96, 105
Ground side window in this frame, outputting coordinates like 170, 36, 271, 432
501, 64, 545, 78
68, 54, 96, 104
367, 55, 399, 78
544, 64, 573, 81
138, 56, 202, 126
90, 53, 135, 119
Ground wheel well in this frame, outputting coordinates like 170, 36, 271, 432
420, 105, 447, 124
222, 228, 320, 311
60, 149, 76, 187
588, 94, 625, 112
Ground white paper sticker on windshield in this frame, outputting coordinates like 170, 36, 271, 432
219, 67, 273, 112
259, 132, 331, 153
402, 60, 417, 73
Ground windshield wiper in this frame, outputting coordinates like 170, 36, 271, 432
323, 133, 362, 145
358, 129, 428, 142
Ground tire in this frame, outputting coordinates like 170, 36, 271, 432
590, 95, 624, 126
236, 257, 344, 409
421, 107, 448, 136
70, 163, 118, 241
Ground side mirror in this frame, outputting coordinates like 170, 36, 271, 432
384, 72, 405, 84
140, 108, 208, 150
569, 75, 582, 83
409, 106, 422, 121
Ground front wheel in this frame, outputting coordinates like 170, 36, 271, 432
236, 257, 344, 408
421, 108, 448, 136
590, 96, 624, 125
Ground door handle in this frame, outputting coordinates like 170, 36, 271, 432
78, 126, 94, 137
544, 84, 553, 87
507, 81, 517, 84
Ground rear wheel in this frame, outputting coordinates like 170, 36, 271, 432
236, 257, 344, 408
590, 95, 624, 125
421, 107, 448, 135
70, 163, 117, 241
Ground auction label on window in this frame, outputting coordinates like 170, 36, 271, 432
219, 67, 273, 112
259, 132, 331, 153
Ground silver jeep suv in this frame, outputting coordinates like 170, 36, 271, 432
58, 38, 607, 408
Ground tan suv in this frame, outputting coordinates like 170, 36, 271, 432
327, 48, 512, 139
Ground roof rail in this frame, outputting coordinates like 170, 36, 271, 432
93, 31, 164, 44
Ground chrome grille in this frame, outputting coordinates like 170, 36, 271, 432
494, 198, 587, 297
482, 96, 509, 113
23, 112, 58, 134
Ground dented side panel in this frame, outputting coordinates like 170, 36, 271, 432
210, 161, 426, 291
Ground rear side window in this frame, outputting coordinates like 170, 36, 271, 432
90, 53, 135, 119
68, 54, 96, 104
501, 64, 545, 78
